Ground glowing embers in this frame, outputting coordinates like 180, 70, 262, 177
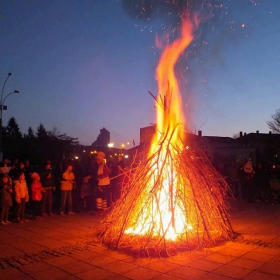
100, 131, 234, 255
125, 149, 193, 241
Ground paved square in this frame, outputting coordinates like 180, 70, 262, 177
1, 200, 280, 279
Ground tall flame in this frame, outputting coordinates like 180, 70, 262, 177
125, 17, 194, 241
154, 18, 193, 146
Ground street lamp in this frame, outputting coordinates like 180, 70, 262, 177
0, 73, 19, 162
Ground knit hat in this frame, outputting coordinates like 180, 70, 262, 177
31, 172, 40, 180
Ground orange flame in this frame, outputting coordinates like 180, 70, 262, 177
125, 17, 194, 241
154, 18, 194, 144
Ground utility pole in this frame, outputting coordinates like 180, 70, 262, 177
0, 73, 19, 162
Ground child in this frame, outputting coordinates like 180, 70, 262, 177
0, 174, 13, 225
14, 171, 29, 223
31, 172, 45, 220
80, 176, 92, 212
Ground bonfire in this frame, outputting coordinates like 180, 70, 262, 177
100, 16, 235, 256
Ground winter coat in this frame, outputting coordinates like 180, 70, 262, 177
40, 168, 54, 189
31, 181, 44, 201
60, 170, 75, 191
14, 179, 29, 203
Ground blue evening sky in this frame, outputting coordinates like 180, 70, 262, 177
1, 0, 280, 147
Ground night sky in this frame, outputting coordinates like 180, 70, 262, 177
1, 0, 280, 148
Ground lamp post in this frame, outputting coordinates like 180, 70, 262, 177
0, 73, 19, 162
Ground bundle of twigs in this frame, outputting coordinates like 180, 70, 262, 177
100, 133, 235, 256
100, 87, 235, 256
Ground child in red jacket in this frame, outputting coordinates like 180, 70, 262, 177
31, 172, 45, 220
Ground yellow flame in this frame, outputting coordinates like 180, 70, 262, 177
155, 18, 193, 142
125, 17, 194, 241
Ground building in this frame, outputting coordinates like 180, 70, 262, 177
138, 126, 280, 165
92, 127, 110, 147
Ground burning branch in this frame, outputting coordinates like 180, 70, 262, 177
100, 115, 235, 257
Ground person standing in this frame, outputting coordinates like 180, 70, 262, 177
0, 174, 13, 225
40, 161, 55, 216
243, 160, 256, 203
31, 172, 45, 220
14, 171, 29, 223
80, 176, 92, 212
60, 163, 75, 215
96, 152, 111, 210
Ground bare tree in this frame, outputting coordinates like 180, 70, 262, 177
267, 109, 280, 134
232, 133, 240, 139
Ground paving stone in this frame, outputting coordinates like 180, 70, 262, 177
270, 254, 280, 264
59, 260, 96, 274
9, 275, 35, 280
216, 247, 248, 257
164, 253, 196, 265
82, 254, 120, 268
203, 253, 236, 264
54, 276, 81, 280
213, 264, 252, 279
44, 255, 77, 266
257, 262, 280, 276
143, 259, 181, 273
19, 261, 53, 273
121, 256, 158, 266
242, 251, 275, 262
225, 242, 259, 251
70, 251, 103, 261
1, 266, 27, 280
105, 275, 133, 280
28, 266, 73, 280
228, 257, 263, 270
122, 266, 163, 280
102, 260, 139, 274
166, 265, 207, 279
187, 259, 223, 272
200, 272, 239, 279
243, 270, 280, 280
252, 246, 280, 256
76, 267, 116, 280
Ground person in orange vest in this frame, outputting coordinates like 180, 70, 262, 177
95, 152, 111, 210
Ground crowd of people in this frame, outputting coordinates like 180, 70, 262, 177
1, 153, 280, 226
0, 152, 126, 225
220, 159, 280, 203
